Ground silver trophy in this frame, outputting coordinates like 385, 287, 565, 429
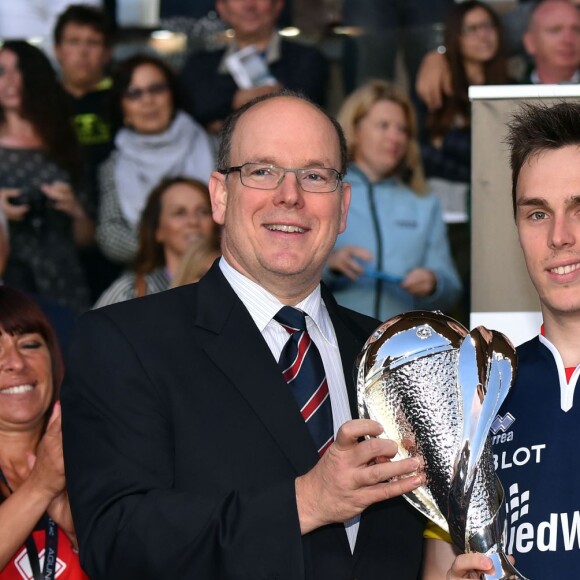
356, 311, 527, 580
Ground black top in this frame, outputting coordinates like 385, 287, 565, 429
180, 38, 329, 126
0, 146, 90, 313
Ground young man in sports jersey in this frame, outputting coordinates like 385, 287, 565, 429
424, 101, 580, 578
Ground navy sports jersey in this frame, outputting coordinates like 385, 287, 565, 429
491, 335, 580, 577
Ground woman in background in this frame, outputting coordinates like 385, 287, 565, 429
328, 80, 461, 320
95, 177, 220, 307
420, 1, 507, 322
0, 286, 85, 579
422, 0, 507, 185
97, 54, 214, 265
0, 41, 92, 313
172, 237, 221, 288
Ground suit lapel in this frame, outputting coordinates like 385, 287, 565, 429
194, 264, 319, 475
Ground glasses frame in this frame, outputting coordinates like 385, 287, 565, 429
460, 21, 496, 37
218, 162, 343, 193
123, 81, 169, 101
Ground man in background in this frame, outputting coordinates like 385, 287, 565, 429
180, 0, 328, 134
522, 0, 580, 83
55, 4, 114, 176
54, 4, 120, 300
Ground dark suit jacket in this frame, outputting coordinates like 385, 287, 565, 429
62, 263, 424, 579
180, 39, 329, 126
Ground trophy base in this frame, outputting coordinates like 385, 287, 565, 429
483, 551, 528, 580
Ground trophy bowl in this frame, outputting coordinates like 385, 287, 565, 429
356, 311, 528, 580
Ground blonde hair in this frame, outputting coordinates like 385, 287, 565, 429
338, 80, 427, 194
172, 237, 221, 288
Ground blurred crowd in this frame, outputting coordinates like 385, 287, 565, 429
1, 0, 578, 342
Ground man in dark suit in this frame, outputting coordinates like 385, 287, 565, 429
180, 0, 328, 135
61, 91, 426, 579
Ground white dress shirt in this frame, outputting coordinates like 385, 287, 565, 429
219, 257, 360, 550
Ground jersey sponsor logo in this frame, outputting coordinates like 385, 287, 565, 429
493, 444, 546, 470
505, 483, 580, 555
13, 546, 66, 579
491, 413, 515, 444
394, 219, 418, 228
491, 412, 515, 434
491, 430, 514, 445
490, 412, 548, 468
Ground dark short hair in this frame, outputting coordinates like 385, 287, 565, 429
506, 101, 580, 216
54, 4, 113, 46
134, 177, 219, 275
0, 286, 64, 421
109, 54, 183, 133
216, 90, 348, 175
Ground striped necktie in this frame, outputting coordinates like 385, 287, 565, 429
274, 306, 334, 457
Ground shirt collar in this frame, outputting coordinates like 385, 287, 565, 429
530, 68, 580, 84
218, 256, 334, 344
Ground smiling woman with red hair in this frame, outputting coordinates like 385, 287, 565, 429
0, 287, 86, 579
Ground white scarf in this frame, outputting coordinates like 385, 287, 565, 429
114, 111, 212, 226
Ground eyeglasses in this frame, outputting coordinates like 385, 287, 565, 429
124, 81, 169, 101
218, 163, 343, 193
461, 21, 496, 37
